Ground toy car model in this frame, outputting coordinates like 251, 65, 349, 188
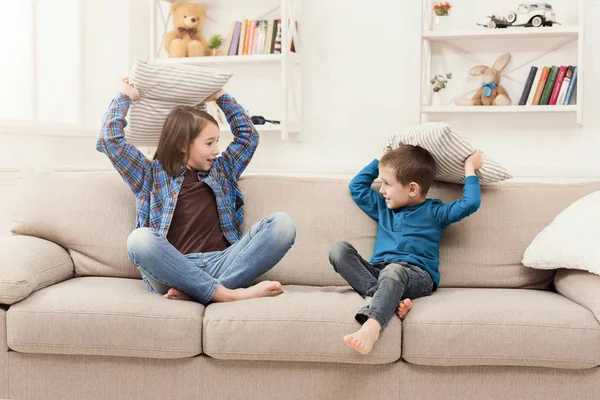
481, 3, 557, 29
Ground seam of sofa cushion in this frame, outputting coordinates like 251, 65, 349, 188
0, 260, 73, 285
402, 354, 598, 365
204, 318, 366, 325
206, 350, 398, 361
0, 271, 73, 300
8, 310, 203, 320
8, 342, 200, 353
402, 321, 600, 331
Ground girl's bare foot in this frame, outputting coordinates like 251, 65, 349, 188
396, 299, 412, 320
163, 288, 193, 301
212, 281, 284, 302
343, 318, 381, 355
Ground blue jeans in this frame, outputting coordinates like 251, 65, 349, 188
127, 212, 296, 304
328, 241, 434, 330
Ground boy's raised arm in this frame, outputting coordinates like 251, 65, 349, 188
349, 159, 385, 221
433, 150, 482, 228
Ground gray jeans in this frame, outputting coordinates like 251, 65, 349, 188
328, 241, 434, 330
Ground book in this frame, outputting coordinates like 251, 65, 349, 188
223, 21, 237, 56
264, 20, 274, 54
270, 20, 279, 54
564, 66, 578, 105
532, 66, 550, 105
519, 66, 538, 105
549, 66, 567, 105
526, 68, 542, 105
228, 21, 242, 56
237, 19, 247, 56
255, 20, 267, 54
242, 20, 251, 55
273, 19, 282, 54
247, 20, 257, 55
539, 66, 558, 105
556, 66, 574, 105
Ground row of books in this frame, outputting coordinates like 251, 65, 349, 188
518, 65, 578, 106
222, 19, 284, 56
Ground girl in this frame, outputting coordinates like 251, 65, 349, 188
97, 78, 296, 304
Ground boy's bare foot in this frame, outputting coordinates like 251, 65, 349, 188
212, 281, 284, 302
163, 288, 193, 301
343, 318, 381, 355
396, 299, 412, 320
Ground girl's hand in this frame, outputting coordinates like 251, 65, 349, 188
204, 88, 226, 103
120, 77, 140, 101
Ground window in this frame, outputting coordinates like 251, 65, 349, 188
0, 0, 82, 126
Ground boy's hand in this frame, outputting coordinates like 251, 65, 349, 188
120, 77, 140, 101
464, 150, 483, 176
204, 88, 226, 103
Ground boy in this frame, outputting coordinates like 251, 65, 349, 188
329, 145, 482, 355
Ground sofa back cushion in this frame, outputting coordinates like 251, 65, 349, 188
12, 169, 600, 288
240, 176, 600, 289
12, 169, 140, 278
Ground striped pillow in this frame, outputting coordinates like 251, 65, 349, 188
383, 122, 512, 184
124, 58, 232, 146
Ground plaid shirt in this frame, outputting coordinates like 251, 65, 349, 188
97, 93, 259, 245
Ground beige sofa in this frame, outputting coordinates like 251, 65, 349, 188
1, 169, 600, 400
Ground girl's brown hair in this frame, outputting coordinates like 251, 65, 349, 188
153, 106, 218, 176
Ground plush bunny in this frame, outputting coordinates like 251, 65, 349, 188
455, 53, 511, 106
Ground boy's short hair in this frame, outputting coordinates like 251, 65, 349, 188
380, 145, 436, 196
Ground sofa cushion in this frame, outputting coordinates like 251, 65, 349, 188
0, 235, 74, 305
401, 288, 600, 369
428, 181, 600, 289
240, 176, 372, 286
12, 169, 140, 279
241, 176, 600, 289
6, 277, 203, 359
202, 285, 402, 364
523, 190, 600, 275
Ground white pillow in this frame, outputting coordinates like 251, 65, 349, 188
383, 122, 512, 184
125, 58, 232, 146
522, 190, 600, 276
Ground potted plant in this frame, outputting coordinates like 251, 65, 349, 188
208, 34, 223, 56
432, 2, 453, 31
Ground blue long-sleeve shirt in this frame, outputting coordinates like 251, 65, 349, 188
349, 159, 481, 287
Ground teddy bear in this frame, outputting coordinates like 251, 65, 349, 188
164, 2, 209, 58
455, 53, 511, 106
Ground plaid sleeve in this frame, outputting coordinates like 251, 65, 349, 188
215, 93, 259, 181
96, 93, 151, 196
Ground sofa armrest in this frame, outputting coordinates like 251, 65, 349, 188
554, 269, 600, 324
0, 235, 74, 305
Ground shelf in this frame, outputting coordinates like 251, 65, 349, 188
422, 27, 580, 41
421, 105, 578, 113
154, 53, 299, 66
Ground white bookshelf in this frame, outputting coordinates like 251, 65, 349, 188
149, 0, 302, 141
419, 0, 584, 125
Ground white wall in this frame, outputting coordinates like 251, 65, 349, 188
1, 0, 599, 235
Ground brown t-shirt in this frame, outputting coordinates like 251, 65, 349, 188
166, 169, 230, 255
